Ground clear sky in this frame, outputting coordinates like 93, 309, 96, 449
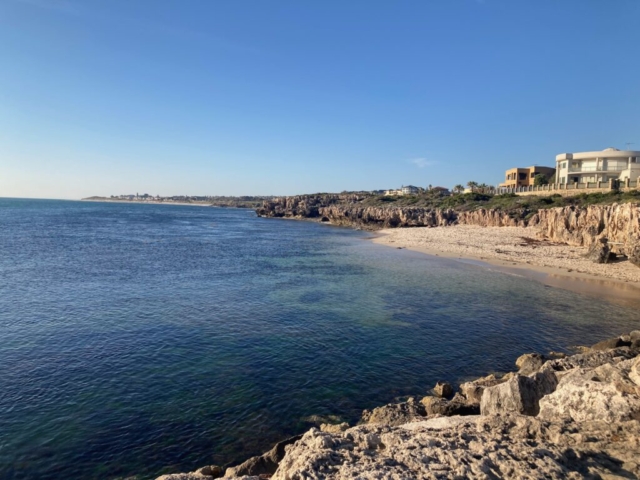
1, 0, 639, 199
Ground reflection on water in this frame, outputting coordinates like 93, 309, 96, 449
0, 198, 638, 480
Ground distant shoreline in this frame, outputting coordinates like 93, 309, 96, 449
81, 198, 215, 207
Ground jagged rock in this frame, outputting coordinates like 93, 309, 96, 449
627, 243, 640, 267
433, 381, 453, 398
195, 465, 223, 478
420, 394, 479, 416
360, 397, 425, 426
515, 353, 548, 375
270, 414, 640, 479
459, 373, 504, 404
591, 336, 631, 351
223, 435, 302, 478
319, 422, 349, 434
539, 358, 640, 423
583, 238, 615, 263
480, 369, 557, 416
545, 347, 635, 373
156, 475, 210, 480
163, 332, 640, 480
257, 195, 525, 229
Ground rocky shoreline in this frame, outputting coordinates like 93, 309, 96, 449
157, 331, 640, 479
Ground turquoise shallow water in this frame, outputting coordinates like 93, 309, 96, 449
1, 198, 639, 479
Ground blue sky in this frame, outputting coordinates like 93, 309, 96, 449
1, 0, 639, 199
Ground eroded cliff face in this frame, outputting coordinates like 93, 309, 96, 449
256, 196, 526, 229
257, 197, 640, 251
529, 203, 640, 249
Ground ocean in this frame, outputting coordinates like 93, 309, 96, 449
1, 198, 638, 479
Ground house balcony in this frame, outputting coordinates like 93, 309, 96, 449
567, 166, 626, 173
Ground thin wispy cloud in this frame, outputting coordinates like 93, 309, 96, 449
409, 158, 437, 169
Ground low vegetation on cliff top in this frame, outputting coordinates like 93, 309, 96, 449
357, 189, 640, 215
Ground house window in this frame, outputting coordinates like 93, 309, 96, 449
530, 172, 535, 178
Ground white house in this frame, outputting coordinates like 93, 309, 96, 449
384, 185, 421, 196
556, 148, 640, 185
401, 185, 420, 195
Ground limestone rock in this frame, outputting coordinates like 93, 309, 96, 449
480, 369, 557, 416
156, 474, 211, 480
538, 359, 640, 423
628, 243, 640, 267
459, 373, 505, 404
515, 353, 547, 375
223, 435, 302, 478
195, 465, 223, 478
360, 397, 425, 426
433, 381, 453, 398
319, 422, 349, 434
545, 347, 635, 372
584, 238, 615, 263
591, 336, 631, 351
420, 394, 479, 416
270, 414, 640, 479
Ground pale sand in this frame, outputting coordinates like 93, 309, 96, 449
372, 225, 640, 307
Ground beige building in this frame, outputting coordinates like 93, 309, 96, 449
499, 166, 556, 188
556, 148, 640, 185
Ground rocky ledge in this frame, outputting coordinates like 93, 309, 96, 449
157, 331, 640, 479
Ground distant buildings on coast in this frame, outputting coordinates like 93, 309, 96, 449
383, 146, 639, 197
556, 147, 640, 185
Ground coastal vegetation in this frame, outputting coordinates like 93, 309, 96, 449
331, 189, 640, 218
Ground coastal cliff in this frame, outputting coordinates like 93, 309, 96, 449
256, 195, 640, 245
256, 195, 526, 229
530, 203, 640, 250
158, 332, 640, 479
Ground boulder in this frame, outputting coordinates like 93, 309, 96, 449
538, 359, 640, 423
583, 237, 615, 263
224, 435, 302, 478
319, 422, 349, 434
361, 397, 426, 426
591, 337, 631, 351
515, 353, 547, 375
628, 243, 640, 268
433, 381, 453, 398
459, 374, 505, 404
480, 369, 557, 416
195, 465, 223, 478
420, 394, 479, 416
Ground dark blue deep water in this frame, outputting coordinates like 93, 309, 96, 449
1, 198, 639, 479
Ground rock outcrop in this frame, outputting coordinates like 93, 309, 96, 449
257, 197, 640, 260
256, 196, 525, 230
157, 333, 640, 480
530, 203, 640, 253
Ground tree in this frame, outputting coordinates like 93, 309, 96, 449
466, 181, 479, 191
453, 184, 465, 194
533, 174, 549, 186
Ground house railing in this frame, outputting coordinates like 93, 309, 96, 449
491, 178, 638, 195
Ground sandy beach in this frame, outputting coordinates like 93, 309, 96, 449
373, 225, 640, 306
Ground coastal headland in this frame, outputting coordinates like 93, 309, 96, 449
256, 192, 640, 301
